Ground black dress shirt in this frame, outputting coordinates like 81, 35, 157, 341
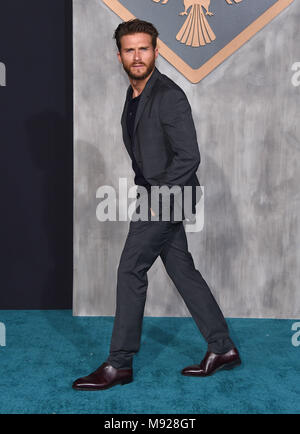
126, 91, 151, 191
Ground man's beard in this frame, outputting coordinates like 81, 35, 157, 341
122, 58, 155, 81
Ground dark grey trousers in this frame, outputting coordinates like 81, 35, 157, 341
106, 212, 235, 369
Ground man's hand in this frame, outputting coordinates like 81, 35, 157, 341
150, 207, 156, 217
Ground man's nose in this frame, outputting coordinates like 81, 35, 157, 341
133, 50, 141, 60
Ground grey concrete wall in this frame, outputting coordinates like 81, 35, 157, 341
73, 0, 300, 318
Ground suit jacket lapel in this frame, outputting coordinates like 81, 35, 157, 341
132, 67, 160, 139
121, 67, 161, 156
121, 85, 132, 154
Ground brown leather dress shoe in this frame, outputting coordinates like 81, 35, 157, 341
72, 362, 133, 390
181, 347, 241, 377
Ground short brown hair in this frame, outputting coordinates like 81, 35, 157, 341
113, 19, 159, 51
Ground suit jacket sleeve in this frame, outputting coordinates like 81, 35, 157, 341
158, 88, 201, 188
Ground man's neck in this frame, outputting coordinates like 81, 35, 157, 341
129, 67, 155, 99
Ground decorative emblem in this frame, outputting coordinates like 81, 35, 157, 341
102, 0, 295, 83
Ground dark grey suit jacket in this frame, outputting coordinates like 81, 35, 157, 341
121, 67, 202, 223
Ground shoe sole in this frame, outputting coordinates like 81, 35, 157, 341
72, 376, 133, 391
181, 359, 242, 377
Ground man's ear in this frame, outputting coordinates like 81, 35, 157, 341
154, 47, 159, 59
117, 52, 122, 64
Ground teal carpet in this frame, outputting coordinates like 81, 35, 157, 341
0, 310, 299, 414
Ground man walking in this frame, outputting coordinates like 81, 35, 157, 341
73, 19, 241, 391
